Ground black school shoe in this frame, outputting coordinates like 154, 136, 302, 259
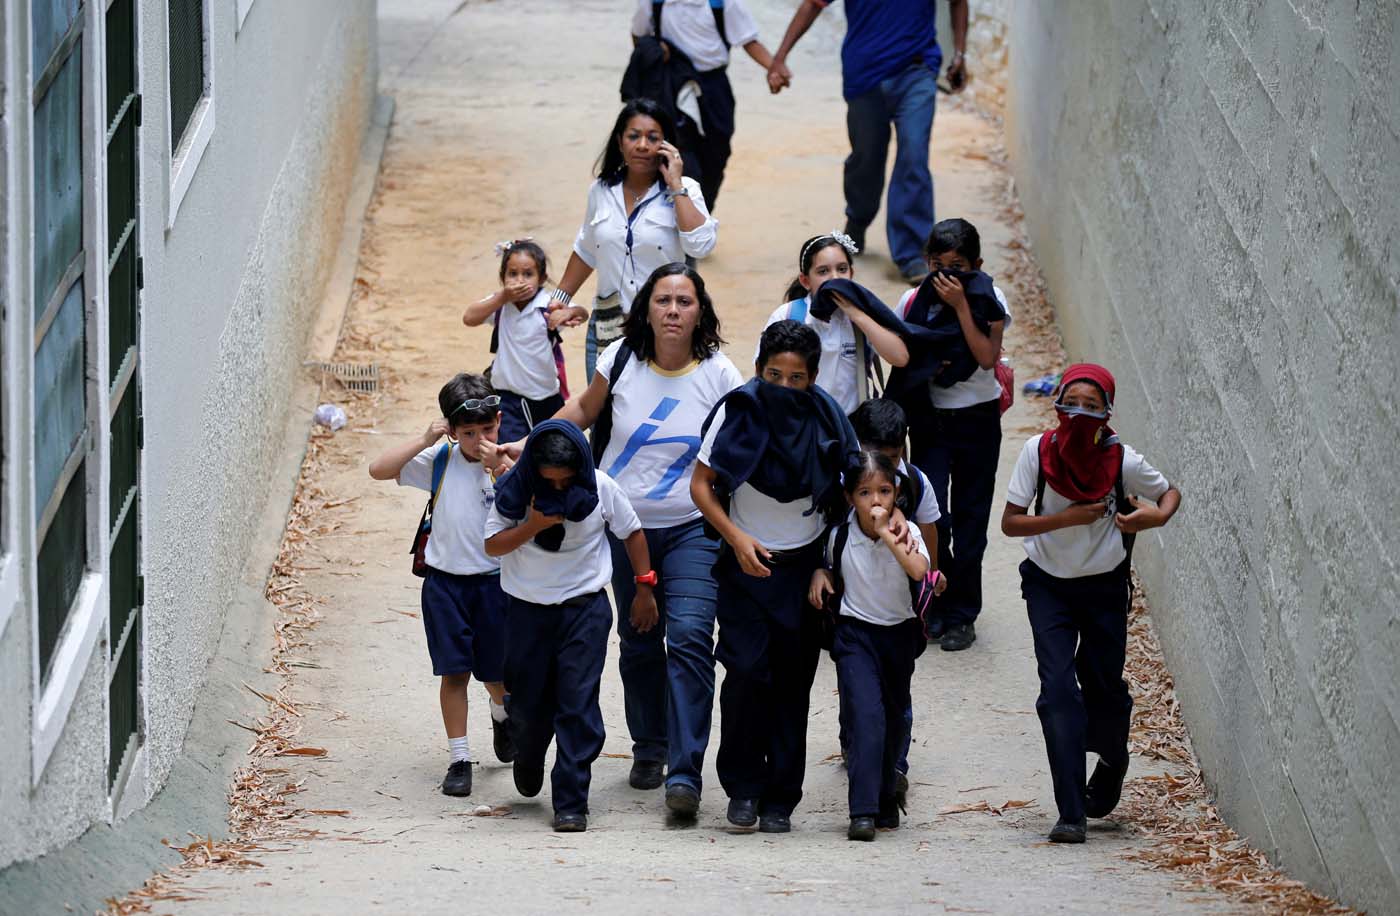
925, 616, 948, 641
758, 811, 792, 834
492, 715, 516, 763
665, 784, 700, 818
513, 759, 544, 798
848, 817, 877, 841
893, 771, 910, 811
629, 759, 665, 790
726, 797, 758, 828
941, 622, 977, 652
877, 797, 901, 830
552, 812, 588, 833
1084, 757, 1130, 818
441, 760, 472, 797
1048, 817, 1087, 843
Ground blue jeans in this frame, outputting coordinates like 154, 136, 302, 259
844, 62, 939, 272
584, 314, 600, 382
608, 519, 721, 793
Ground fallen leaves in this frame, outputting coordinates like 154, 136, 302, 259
937, 799, 1036, 817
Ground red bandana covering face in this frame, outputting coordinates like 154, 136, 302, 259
1038, 363, 1123, 502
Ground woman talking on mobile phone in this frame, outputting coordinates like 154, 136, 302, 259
547, 98, 719, 380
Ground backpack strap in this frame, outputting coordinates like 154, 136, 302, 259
429, 443, 452, 513
1034, 461, 1046, 516
652, 0, 663, 37
709, 0, 730, 50
788, 297, 809, 324
590, 343, 636, 466
829, 520, 851, 598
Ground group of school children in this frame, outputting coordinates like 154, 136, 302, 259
369, 215, 1181, 846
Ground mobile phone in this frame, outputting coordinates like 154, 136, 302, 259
657, 152, 669, 169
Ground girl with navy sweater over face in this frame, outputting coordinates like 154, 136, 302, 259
1001, 364, 1180, 844
484, 421, 654, 833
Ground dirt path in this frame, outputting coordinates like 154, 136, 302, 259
156, 2, 1237, 912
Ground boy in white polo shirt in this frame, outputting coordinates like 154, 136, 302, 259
484, 420, 654, 833
691, 319, 862, 834
368, 373, 513, 798
1002, 363, 1180, 844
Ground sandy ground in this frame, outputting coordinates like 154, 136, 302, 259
158, 2, 1236, 913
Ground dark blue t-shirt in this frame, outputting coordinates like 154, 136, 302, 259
818, 0, 941, 100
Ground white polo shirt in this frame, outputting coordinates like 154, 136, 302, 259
398, 444, 500, 576
630, 0, 761, 72
490, 289, 559, 401
830, 512, 931, 626
573, 178, 718, 314
759, 299, 863, 415
483, 472, 642, 604
1006, 434, 1170, 579
898, 285, 1012, 409
697, 404, 827, 551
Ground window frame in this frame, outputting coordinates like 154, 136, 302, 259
0, 0, 20, 644
28, 0, 115, 786
165, 0, 214, 228
235, 0, 254, 33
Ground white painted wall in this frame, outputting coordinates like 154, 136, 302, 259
0, 0, 376, 868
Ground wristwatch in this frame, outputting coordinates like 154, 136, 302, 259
634, 570, 659, 587
665, 186, 690, 201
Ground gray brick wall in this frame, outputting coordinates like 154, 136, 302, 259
1003, 2, 1400, 912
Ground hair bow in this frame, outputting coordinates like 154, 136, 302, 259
494, 236, 535, 258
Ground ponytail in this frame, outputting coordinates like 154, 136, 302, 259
783, 277, 807, 303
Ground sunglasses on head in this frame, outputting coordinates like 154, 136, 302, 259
453, 396, 501, 415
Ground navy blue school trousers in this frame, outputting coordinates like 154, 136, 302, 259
832, 616, 920, 818
713, 543, 824, 818
504, 590, 611, 816
911, 398, 1003, 628
609, 519, 721, 794
1020, 558, 1133, 823
496, 390, 565, 446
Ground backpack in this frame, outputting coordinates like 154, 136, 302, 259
1033, 453, 1136, 563
823, 520, 937, 657
589, 343, 635, 466
409, 443, 453, 577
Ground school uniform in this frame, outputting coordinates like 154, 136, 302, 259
827, 516, 930, 818
595, 341, 743, 793
759, 299, 865, 415
398, 445, 506, 680
1007, 432, 1170, 824
698, 383, 861, 818
485, 423, 644, 816
491, 289, 564, 443
572, 177, 718, 378
630, 0, 760, 210
898, 284, 1012, 631
893, 458, 938, 775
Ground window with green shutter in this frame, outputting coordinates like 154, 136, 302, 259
167, 0, 204, 152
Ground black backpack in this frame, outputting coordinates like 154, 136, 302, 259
589, 343, 635, 466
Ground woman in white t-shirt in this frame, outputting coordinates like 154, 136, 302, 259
550, 262, 741, 819
547, 99, 719, 381
1001, 363, 1180, 845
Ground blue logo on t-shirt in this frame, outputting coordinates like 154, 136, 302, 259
605, 397, 702, 500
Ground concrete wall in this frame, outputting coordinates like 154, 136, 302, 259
0, 0, 376, 869
1004, 2, 1399, 912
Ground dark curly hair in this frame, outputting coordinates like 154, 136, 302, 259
620, 263, 725, 363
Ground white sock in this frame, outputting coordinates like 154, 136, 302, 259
449, 735, 470, 763
489, 698, 508, 723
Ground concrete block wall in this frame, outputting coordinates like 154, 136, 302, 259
1003, 2, 1399, 912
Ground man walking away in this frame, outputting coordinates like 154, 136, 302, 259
767, 0, 969, 285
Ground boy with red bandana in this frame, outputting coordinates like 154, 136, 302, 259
1000, 364, 1181, 843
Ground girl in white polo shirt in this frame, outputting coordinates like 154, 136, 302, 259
463, 240, 567, 443
810, 449, 934, 842
484, 420, 654, 834
1001, 363, 1181, 845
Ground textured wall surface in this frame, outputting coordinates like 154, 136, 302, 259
1004, 2, 1399, 912
0, 0, 375, 868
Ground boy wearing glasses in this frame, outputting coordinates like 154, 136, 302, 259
369, 373, 515, 798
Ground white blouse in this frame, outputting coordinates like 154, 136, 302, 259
572, 176, 718, 314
